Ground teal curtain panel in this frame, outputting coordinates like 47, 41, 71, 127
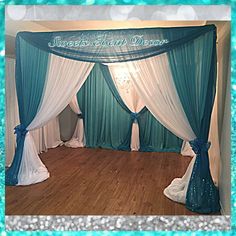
166, 29, 219, 213
77, 63, 131, 150
6, 37, 49, 185
138, 110, 182, 152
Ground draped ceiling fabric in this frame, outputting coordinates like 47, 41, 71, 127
6, 25, 219, 213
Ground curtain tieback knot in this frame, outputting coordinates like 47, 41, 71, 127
14, 124, 28, 137
131, 112, 138, 123
77, 113, 83, 119
189, 138, 211, 155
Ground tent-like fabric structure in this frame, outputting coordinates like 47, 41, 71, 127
6, 25, 220, 214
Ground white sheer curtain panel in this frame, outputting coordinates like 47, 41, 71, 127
5, 57, 19, 166
181, 141, 195, 157
43, 117, 63, 149
208, 72, 221, 187
108, 64, 145, 151
30, 128, 46, 154
6, 57, 63, 167
18, 54, 94, 185
118, 53, 197, 203
30, 117, 63, 153
64, 96, 86, 148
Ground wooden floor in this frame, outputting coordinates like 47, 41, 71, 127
7, 146, 203, 215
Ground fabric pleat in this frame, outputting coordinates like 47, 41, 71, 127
166, 30, 220, 213
77, 64, 131, 150
6, 37, 49, 185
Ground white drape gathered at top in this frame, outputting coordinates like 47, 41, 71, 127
64, 96, 86, 148
114, 53, 197, 203
108, 64, 145, 151
18, 54, 94, 185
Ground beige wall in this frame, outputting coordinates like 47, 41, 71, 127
59, 105, 78, 141
219, 62, 231, 214
217, 22, 231, 214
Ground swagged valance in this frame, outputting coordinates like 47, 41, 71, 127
6, 24, 220, 214
16, 25, 214, 62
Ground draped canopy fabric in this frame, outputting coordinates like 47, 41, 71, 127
17, 25, 215, 63
6, 24, 219, 214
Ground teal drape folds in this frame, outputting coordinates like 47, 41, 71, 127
77, 63, 131, 150
78, 63, 182, 152
99, 63, 147, 150
166, 28, 220, 213
6, 37, 49, 185
17, 25, 215, 63
138, 110, 182, 152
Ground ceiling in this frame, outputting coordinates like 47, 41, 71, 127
5, 20, 230, 57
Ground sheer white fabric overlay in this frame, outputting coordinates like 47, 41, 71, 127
65, 96, 86, 148
108, 64, 145, 151
18, 54, 94, 185
30, 117, 63, 154
115, 53, 197, 203
6, 58, 19, 166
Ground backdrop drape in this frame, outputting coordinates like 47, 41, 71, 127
166, 29, 220, 213
100, 63, 147, 151
138, 111, 183, 152
108, 63, 145, 151
8, 25, 219, 213
107, 62, 183, 152
77, 63, 131, 150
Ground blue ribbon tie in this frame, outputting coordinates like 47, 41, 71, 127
189, 138, 211, 155
131, 112, 138, 123
14, 124, 28, 138
77, 113, 83, 119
